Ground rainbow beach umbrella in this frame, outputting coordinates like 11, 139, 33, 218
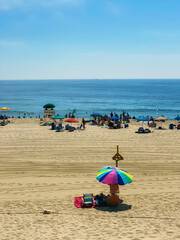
96, 166, 133, 185
0, 107, 10, 110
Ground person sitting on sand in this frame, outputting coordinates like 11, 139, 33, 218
95, 193, 107, 206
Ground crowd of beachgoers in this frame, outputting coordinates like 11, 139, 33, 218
1, 110, 180, 133
35, 111, 180, 133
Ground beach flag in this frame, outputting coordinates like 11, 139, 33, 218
72, 109, 77, 114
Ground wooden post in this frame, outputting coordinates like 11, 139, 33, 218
112, 145, 123, 167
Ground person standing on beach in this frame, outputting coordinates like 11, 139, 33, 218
123, 111, 125, 121
82, 118, 86, 130
98, 117, 101, 125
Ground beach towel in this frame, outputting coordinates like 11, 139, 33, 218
74, 196, 104, 208
74, 197, 83, 208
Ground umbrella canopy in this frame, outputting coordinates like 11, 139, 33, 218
109, 116, 120, 120
65, 118, 79, 123
155, 116, 167, 120
0, 107, 10, 110
96, 166, 133, 185
43, 103, 55, 109
175, 116, 180, 120
51, 116, 64, 119
90, 113, 102, 117
136, 116, 149, 121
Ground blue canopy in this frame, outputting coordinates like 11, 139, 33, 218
175, 116, 180, 120
90, 113, 102, 117
136, 116, 149, 121
109, 116, 120, 120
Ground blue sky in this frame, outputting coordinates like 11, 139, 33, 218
0, 0, 180, 79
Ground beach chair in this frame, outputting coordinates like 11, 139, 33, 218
83, 193, 94, 207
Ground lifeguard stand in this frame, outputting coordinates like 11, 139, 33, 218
44, 109, 55, 118
43, 103, 55, 118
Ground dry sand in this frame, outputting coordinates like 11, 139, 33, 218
0, 118, 180, 240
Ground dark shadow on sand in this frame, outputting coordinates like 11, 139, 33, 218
94, 199, 132, 212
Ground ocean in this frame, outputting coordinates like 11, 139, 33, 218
0, 79, 180, 119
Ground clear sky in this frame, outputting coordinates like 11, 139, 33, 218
0, 0, 180, 80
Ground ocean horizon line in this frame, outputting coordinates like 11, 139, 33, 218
0, 78, 180, 81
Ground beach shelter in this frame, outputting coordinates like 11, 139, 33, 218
0, 107, 10, 110
175, 116, 180, 120
136, 116, 149, 121
109, 116, 120, 120
51, 116, 64, 125
96, 166, 133, 205
136, 117, 149, 128
51, 116, 64, 120
155, 116, 167, 120
97, 166, 133, 185
155, 117, 167, 128
65, 118, 79, 123
90, 113, 102, 117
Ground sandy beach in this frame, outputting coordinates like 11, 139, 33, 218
0, 118, 180, 240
